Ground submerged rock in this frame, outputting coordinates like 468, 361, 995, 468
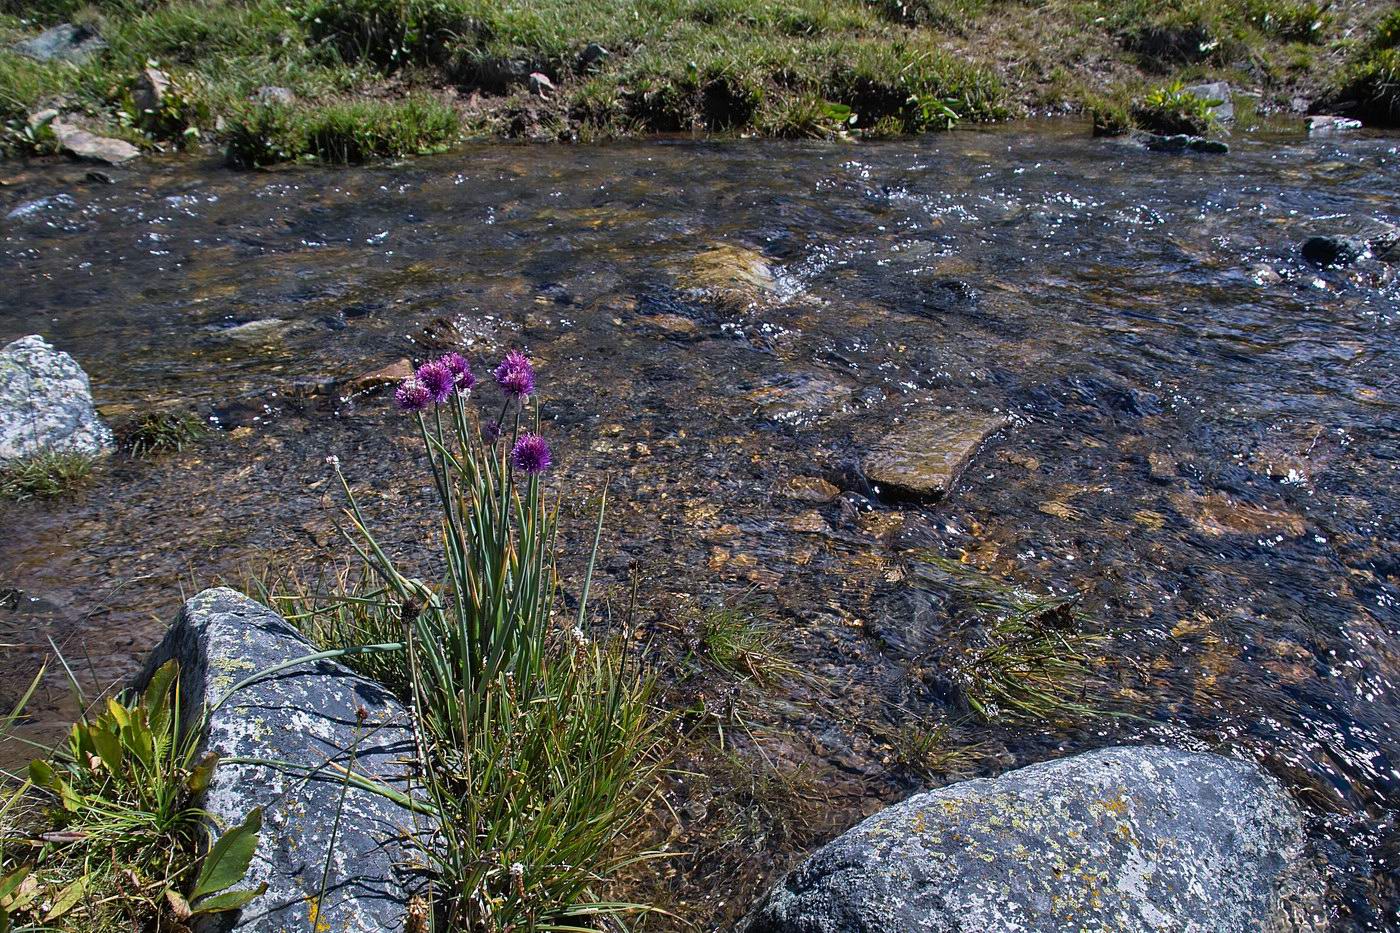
11, 23, 106, 64
679, 244, 784, 309
1302, 234, 1367, 267
1136, 132, 1229, 154
136, 588, 426, 933
0, 335, 114, 465
742, 746, 1325, 933
861, 412, 1006, 503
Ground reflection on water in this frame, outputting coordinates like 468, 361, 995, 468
2, 121, 1398, 928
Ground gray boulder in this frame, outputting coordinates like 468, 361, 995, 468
1183, 81, 1234, 122
11, 23, 106, 64
0, 335, 113, 466
137, 588, 428, 932
742, 746, 1325, 933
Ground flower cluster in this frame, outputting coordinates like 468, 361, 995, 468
394, 349, 550, 475
493, 349, 536, 398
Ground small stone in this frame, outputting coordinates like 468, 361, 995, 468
1170, 489, 1306, 538
50, 121, 140, 164
1189, 138, 1230, 153
1302, 235, 1367, 267
215, 318, 291, 343
1, 335, 114, 465
579, 42, 610, 69
777, 476, 841, 504
342, 358, 413, 394
11, 23, 105, 64
1305, 115, 1362, 134
132, 67, 171, 117
742, 746, 1325, 933
1250, 263, 1283, 285
26, 108, 59, 129
528, 72, 555, 98
253, 85, 295, 105
862, 411, 1007, 503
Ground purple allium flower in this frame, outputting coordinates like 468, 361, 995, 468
510, 432, 552, 474
482, 419, 501, 443
493, 349, 536, 398
440, 352, 475, 392
394, 377, 432, 412
416, 359, 455, 404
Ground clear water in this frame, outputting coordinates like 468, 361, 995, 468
2, 120, 1397, 928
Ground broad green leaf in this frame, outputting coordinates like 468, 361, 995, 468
143, 659, 179, 711
91, 725, 123, 774
189, 807, 262, 901
42, 875, 86, 921
189, 882, 267, 915
0, 867, 29, 901
186, 751, 219, 793
27, 758, 55, 789
105, 697, 130, 730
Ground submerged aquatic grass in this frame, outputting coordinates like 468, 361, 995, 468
919, 555, 1112, 724
119, 409, 206, 458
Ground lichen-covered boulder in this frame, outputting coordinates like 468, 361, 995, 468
0, 335, 114, 465
742, 746, 1326, 933
138, 588, 427, 933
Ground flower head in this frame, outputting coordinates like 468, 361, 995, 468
394, 377, 432, 412
416, 359, 455, 404
493, 350, 536, 398
440, 352, 475, 393
510, 432, 552, 475
482, 419, 502, 444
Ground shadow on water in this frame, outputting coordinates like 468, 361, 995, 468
2, 120, 1398, 928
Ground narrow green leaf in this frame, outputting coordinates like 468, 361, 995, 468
189, 882, 268, 915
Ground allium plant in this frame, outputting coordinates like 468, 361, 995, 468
323, 350, 660, 932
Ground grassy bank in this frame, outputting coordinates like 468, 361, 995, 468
0, 0, 1395, 161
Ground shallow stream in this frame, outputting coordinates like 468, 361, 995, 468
2, 120, 1397, 928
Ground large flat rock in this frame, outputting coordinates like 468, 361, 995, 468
51, 122, 140, 164
138, 588, 426, 932
0, 335, 114, 465
742, 746, 1326, 933
861, 412, 1006, 503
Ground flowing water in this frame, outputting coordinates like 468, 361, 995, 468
2, 121, 1398, 928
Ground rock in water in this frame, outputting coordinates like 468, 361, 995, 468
0, 335, 114, 465
861, 412, 1006, 503
10, 23, 106, 63
742, 746, 1325, 933
136, 588, 427, 932
1302, 235, 1367, 267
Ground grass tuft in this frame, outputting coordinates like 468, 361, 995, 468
224, 95, 459, 166
0, 450, 96, 501
119, 409, 207, 458
1130, 79, 1222, 135
1332, 9, 1400, 125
